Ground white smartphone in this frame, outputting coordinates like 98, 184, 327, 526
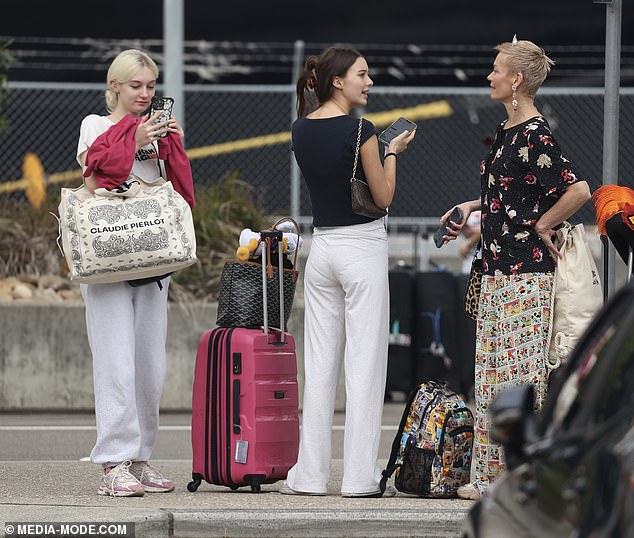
150, 96, 174, 137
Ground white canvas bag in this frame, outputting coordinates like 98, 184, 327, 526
57, 178, 197, 284
547, 222, 603, 371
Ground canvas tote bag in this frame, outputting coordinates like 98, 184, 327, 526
57, 178, 197, 284
546, 222, 603, 372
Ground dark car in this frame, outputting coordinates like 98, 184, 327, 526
463, 282, 634, 538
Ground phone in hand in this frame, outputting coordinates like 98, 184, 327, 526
378, 117, 417, 146
433, 206, 464, 248
150, 96, 174, 137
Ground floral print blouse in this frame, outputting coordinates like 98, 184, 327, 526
480, 116, 584, 275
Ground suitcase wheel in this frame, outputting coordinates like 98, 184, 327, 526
244, 474, 265, 493
187, 474, 202, 492
230, 485, 239, 491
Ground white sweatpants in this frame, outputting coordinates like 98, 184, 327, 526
80, 279, 170, 467
286, 219, 389, 494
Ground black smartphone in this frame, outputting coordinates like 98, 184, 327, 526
433, 206, 463, 248
378, 117, 417, 146
150, 96, 174, 137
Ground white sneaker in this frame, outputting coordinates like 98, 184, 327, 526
129, 461, 175, 493
278, 481, 326, 496
97, 461, 144, 497
457, 483, 481, 500
342, 485, 397, 498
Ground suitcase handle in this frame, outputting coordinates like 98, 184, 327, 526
260, 230, 283, 240
260, 231, 286, 343
233, 379, 241, 433
269, 217, 301, 273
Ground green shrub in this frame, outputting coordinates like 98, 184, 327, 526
0, 189, 64, 277
171, 172, 266, 300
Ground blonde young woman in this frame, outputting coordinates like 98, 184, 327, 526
440, 38, 590, 499
76, 49, 193, 497
281, 46, 415, 498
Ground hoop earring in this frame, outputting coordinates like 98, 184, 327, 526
511, 84, 518, 111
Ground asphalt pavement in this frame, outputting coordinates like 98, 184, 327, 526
0, 403, 474, 538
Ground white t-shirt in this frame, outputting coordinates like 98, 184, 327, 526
76, 114, 163, 184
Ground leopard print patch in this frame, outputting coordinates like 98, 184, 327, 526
465, 259, 483, 320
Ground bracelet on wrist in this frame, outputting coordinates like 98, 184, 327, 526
384, 152, 397, 159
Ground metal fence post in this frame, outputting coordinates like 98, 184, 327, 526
163, 0, 185, 139
598, 0, 622, 297
290, 40, 305, 219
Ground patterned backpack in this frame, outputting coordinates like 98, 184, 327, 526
380, 380, 474, 497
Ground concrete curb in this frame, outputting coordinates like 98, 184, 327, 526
170, 507, 469, 537
0, 460, 473, 537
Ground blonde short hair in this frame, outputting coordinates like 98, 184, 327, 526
104, 49, 159, 112
495, 40, 554, 97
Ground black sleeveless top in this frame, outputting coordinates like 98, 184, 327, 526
292, 115, 377, 227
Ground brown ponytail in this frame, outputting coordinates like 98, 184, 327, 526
295, 47, 363, 117
296, 55, 319, 117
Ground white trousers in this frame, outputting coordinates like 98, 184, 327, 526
80, 279, 170, 467
286, 219, 389, 494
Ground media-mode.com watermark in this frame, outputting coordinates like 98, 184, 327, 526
4, 522, 134, 538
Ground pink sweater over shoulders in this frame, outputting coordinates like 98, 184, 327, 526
83, 114, 195, 208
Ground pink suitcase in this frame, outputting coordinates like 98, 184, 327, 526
187, 230, 300, 493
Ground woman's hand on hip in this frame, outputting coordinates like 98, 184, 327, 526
536, 225, 562, 262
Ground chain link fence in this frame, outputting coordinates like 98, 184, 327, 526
1, 83, 633, 226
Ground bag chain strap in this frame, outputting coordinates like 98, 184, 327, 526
351, 118, 363, 179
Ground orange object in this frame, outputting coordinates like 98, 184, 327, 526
591, 185, 634, 235
22, 152, 46, 209
620, 203, 634, 230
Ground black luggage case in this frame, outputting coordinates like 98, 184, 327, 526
386, 267, 416, 399
412, 271, 461, 393
454, 272, 476, 399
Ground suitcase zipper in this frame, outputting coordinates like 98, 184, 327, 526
224, 328, 238, 488
206, 328, 222, 484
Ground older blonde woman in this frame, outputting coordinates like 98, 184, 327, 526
440, 37, 591, 499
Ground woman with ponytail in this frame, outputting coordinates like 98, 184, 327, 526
280, 46, 415, 498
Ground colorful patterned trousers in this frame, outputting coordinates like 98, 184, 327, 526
471, 272, 553, 493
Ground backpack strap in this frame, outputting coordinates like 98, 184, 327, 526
379, 384, 421, 493
436, 405, 474, 454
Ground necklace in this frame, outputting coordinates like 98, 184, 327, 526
329, 100, 349, 116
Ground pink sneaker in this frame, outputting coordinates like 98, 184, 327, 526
129, 461, 175, 493
97, 461, 144, 497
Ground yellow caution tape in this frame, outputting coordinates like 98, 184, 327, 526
187, 100, 452, 159
1, 100, 453, 193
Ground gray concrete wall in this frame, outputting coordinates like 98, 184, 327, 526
1, 230, 613, 412
0, 232, 463, 413
1, 303, 96, 409
0, 300, 338, 412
